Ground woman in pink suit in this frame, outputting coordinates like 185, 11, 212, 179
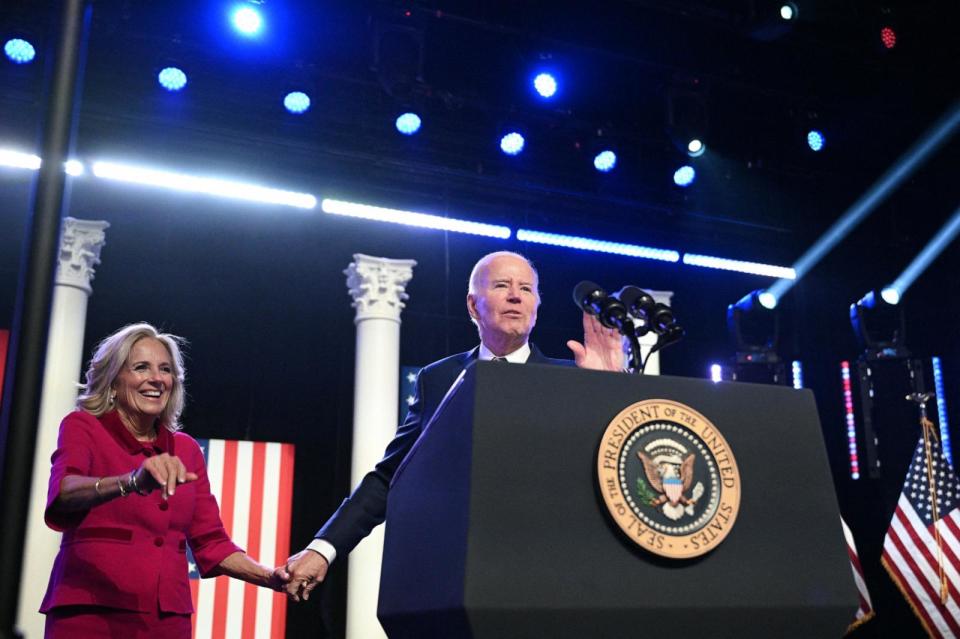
40, 323, 289, 638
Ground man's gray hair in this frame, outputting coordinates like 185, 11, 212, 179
467, 251, 540, 296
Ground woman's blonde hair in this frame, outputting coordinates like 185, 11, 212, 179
77, 323, 187, 432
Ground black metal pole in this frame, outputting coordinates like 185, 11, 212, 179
0, 1, 90, 637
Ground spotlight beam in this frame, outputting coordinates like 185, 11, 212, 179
764, 99, 960, 306
885, 204, 960, 300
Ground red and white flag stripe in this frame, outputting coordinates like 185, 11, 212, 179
190, 439, 295, 639
841, 517, 874, 622
883, 494, 960, 638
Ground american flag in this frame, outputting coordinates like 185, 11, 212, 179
882, 433, 960, 638
841, 517, 874, 628
188, 439, 295, 639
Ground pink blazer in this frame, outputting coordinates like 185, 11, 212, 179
40, 410, 242, 614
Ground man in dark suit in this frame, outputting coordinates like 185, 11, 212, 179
284, 251, 623, 599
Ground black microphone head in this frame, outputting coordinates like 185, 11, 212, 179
651, 302, 675, 333
598, 297, 629, 331
614, 285, 656, 318
573, 281, 606, 315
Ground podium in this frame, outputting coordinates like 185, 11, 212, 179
378, 361, 858, 638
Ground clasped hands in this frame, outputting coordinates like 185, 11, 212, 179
270, 549, 329, 602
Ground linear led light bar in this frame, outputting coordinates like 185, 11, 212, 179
321, 198, 512, 239
682, 254, 796, 279
92, 161, 317, 209
0, 148, 41, 170
933, 356, 952, 465
516, 229, 680, 262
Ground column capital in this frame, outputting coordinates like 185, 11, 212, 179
56, 217, 110, 295
345, 254, 417, 323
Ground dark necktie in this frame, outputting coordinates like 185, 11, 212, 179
492, 356, 508, 363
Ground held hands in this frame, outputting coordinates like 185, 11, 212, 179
132, 453, 199, 499
567, 312, 625, 372
283, 548, 329, 602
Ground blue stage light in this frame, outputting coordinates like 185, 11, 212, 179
4, 38, 35, 64
158, 67, 187, 92
395, 112, 422, 135
766, 101, 960, 307
780, 3, 798, 20
758, 291, 778, 309
687, 139, 705, 157
533, 73, 557, 98
807, 130, 824, 152
710, 364, 723, 383
516, 229, 680, 262
593, 150, 617, 172
231, 5, 263, 36
885, 205, 960, 302
283, 91, 311, 114
500, 132, 525, 156
933, 357, 952, 464
791, 360, 804, 389
673, 165, 695, 186
880, 287, 900, 305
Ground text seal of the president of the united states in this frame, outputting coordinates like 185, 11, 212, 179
597, 399, 741, 559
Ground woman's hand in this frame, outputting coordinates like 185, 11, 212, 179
133, 453, 198, 498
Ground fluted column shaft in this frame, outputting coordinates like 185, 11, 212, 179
343, 254, 416, 639
16, 218, 108, 638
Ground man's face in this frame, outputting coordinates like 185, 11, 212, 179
467, 254, 539, 352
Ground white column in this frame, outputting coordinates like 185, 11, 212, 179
16, 218, 109, 639
638, 289, 674, 376
343, 254, 416, 639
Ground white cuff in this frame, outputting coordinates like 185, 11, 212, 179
307, 538, 337, 565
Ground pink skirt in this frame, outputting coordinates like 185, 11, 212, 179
44, 604, 191, 639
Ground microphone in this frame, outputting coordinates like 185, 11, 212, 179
613, 285, 657, 335
572, 281, 632, 335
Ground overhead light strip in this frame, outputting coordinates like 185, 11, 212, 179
92, 161, 317, 209
682, 253, 796, 279
321, 198, 512, 239
516, 228, 680, 262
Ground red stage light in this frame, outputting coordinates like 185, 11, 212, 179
880, 26, 897, 49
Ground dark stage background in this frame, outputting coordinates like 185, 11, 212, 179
1, 1, 959, 636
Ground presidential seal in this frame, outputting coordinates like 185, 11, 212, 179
596, 399, 741, 559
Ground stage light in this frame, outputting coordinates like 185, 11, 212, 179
807, 130, 824, 152
884, 204, 960, 303
516, 229, 680, 262
533, 72, 557, 98
780, 3, 798, 21
758, 291, 778, 309
880, 287, 900, 305
64, 160, 84, 176
710, 364, 723, 383
4, 38, 35, 64
840, 361, 860, 480
231, 4, 263, 36
92, 161, 317, 209
682, 254, 796, 279
791, 360, 803, 389
765, 100, 960, 306
0, 148, 41, 170
593, 150, 616, 172
673, 165, 695, 187
158, 67, 187, 92
395, 112, 421, 135
849, 290, 907, 359
500, 132, 525, 156
322, 199, 511, 238
687, 138, 705, 157
933, 357, 951, 464
283, 91, 311, 114
727, 290, 780, 363
880, 26, 896, 50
